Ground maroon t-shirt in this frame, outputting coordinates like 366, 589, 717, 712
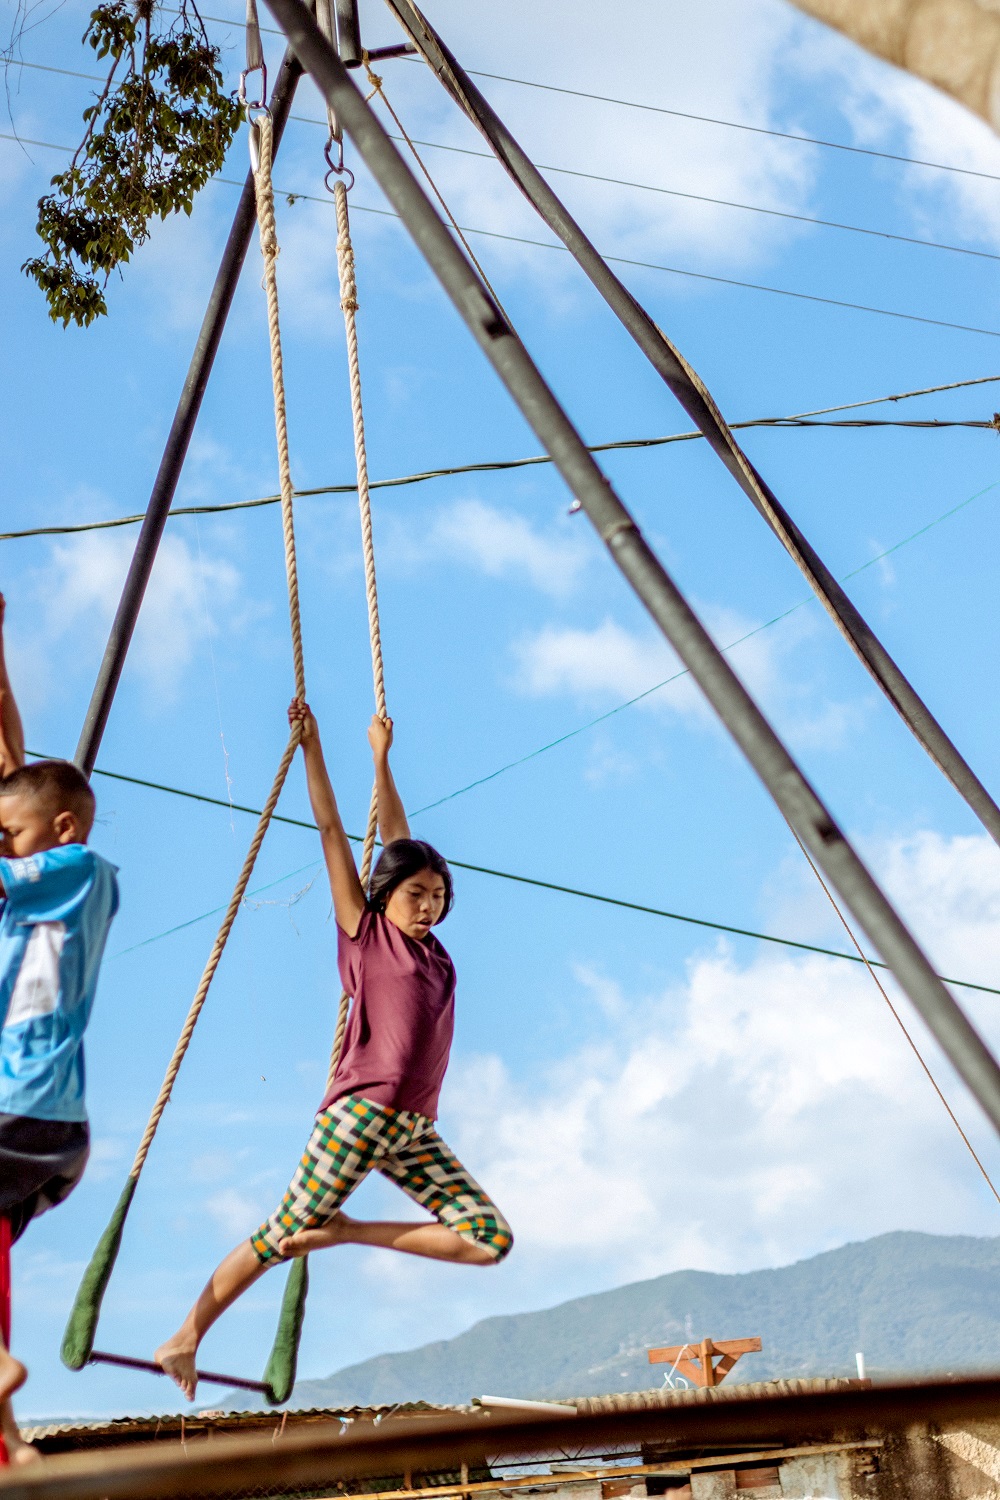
320, 908, 457, 1119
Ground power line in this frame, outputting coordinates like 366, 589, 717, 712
12, 57, 1000, 265
2, 376, 997, 545
457, 67, 1000, 187
408, 475, 1000, 815
158, 9, 1000, 186
45, 753, 1000, 998
8, 125, 1000, 339
315, 118, 1000, 266
21, 470, 1000, 985
221, 177, 1000, 339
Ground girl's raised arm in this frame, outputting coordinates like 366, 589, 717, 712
290, 700, 366, 937
368, 716, 410, 845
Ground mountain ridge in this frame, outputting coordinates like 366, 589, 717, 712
228, 1231, 1000, 1410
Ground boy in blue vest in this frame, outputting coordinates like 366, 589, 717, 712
0, 596, 119, 1462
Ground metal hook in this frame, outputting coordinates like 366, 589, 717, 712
238, 62, 268, 111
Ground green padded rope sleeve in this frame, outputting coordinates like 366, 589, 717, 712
61, 1176, 138, 1369
262, 1255, 309, 1405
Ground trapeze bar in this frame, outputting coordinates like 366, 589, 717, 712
89, 1350, 273, 1398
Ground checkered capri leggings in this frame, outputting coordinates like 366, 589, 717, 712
252, 1093, 513, 1266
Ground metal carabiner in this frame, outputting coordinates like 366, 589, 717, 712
238, 61, 268, 112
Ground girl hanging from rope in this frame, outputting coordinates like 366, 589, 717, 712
155, 701, 513, 1400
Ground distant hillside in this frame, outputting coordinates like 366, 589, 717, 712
232, 1232, 1000, 1409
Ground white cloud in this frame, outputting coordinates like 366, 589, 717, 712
386, 497, 590, 596
438, 827, 1000, 1285
871, 829, 1000, 989
510, 604, 859, 749
513, 614, 696, 713
33, 528, 250, 701
791, 10, 1000, 252
205, 1187, 268, 1237
302, 0, 824, 290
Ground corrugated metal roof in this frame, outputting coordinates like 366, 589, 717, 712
21, 1401, 472, 1448
21, 1381, 867, 1448
571, 1379, 867, 1414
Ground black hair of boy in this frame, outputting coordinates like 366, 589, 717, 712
0, 761, 95, 838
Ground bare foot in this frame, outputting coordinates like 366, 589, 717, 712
278, 1211, 355, 1258
0, 1352, 26, 1405
5, 1434, 41, 1466
1, 1401, 40, 1467
154, 1340, 198, 1402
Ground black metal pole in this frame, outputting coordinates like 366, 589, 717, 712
74, 49, 304, 776
335, 0, 362, 65
382, 0, 1000, 851
260, 0, 1000, 1135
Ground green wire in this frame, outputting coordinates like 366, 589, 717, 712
410, 477, 1000, 815
77, 770, 1000, 997
106, 859, 322, 960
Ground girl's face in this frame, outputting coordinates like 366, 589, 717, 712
384, 868, 447, 941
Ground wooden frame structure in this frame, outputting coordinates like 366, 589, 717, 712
649, 1337, 763, 1388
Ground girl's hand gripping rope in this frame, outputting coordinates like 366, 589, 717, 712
288, 697, 318, 744
368, 714, 393, 761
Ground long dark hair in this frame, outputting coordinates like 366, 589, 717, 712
368, 839, 454, 923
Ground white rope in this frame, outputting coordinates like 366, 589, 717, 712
326, 177, 387, 1089
129, 111, 304, 1179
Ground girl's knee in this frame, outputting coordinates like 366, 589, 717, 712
475, 1222, 513, 1265
490, 1225, 513, 1263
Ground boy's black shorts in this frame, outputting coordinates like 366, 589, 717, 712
0, 1112, 90, 1243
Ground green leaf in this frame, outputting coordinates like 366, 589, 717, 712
28, 0, 242, 325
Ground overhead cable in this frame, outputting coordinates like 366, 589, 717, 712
6, 125, 999, 338
787, 818, 1000, 1206
410, 475, 1000, 817
40, 752, 999, 999
227, 177, 1000, 338
2, 377, 998, 545
450, 67, 1000, 187
155, 13, 1000, 186
11, 58, 1000, 264
324, 119, 1000, 265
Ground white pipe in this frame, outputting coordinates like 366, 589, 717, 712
477, 1397, 578, 1417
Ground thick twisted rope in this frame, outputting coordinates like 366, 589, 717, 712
128, 112, 304, 1180
326, 178, 387, 1088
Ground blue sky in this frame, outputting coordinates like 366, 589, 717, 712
5, 0, 1000, 1420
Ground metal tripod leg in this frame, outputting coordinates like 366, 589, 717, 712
260, 0, 1000, 1136
75, 48, 304, 775
382, 0, 1000, 849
